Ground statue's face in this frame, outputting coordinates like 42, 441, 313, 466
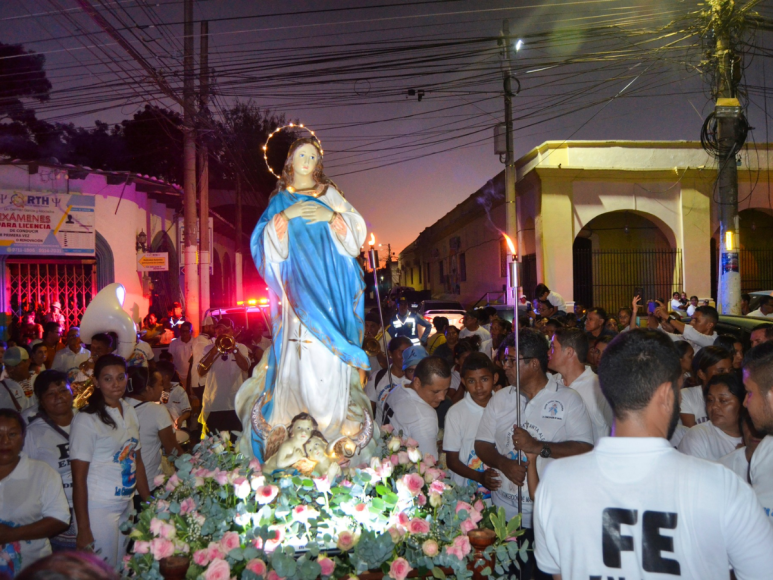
305, 437, 326, 461
292, 419, 314, 442
292, 144, 320, 178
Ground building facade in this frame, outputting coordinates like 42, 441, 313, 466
399, 141, 773, 313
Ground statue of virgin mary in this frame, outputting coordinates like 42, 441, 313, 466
235, 137, 373, 461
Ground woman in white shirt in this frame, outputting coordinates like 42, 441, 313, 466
678, 373, 744, 461
22, 371, 76, 552
717, 409, 765, 482
680, 346, 732, 427
0, 408, 69, 577
71, 355, 150, 568
125, 366, 183, 487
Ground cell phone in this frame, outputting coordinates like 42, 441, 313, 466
647, 301, 657, 314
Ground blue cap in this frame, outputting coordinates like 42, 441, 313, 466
402, 345, 429, 371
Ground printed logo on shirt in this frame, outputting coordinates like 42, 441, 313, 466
0, 520, 22, 576
465, 448, 491, 500
695, 416, 709, 425
56, 442, 71, 470
113, 437, 139, 497
542, 400, 565, 420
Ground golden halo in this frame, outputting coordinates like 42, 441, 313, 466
262, 123, 323, 179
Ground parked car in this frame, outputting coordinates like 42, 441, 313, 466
205, 300, 273, 341
417, 300, 466, 331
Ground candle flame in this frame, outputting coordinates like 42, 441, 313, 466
503, 233, 516, 255
369, 233, 375, 246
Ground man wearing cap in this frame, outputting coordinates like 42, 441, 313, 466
44, 301, 66, 327
198, 318, 250, 436
52, 327, 91, 383
169, 301, 187, 338
0, 346, 35, 412
386, 297, 431, 347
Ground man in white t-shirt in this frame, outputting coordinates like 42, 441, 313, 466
167, 321, 194, 386
199, 318, 250, 436
52, 327, 90, 384
742, 341, 773, 519
129, 335, 154, 368
548, 327, 612, 443
381, 356, 451, 459
534, 328, 773, 580
443, 352, 501, 497
748, 295, 773, 319
750, 322, 773, 348
475, 329, 593, 580
366, 336, 411, 422
535, 283, 566, 314
0, 347, 35, 412
459, 311, 491, 343
655, 302, 718, 353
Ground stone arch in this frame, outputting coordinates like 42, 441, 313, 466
95, 231, 114, 291
573, 210, 681, 312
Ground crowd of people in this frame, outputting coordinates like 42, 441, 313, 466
364, 283, 773, 578
0, 309, 265, 577
4, 281, 773, 578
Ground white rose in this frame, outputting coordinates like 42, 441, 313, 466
407, 447, 422, 463
388, 437, 402, 453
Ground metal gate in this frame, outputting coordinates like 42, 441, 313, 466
740, 249, 773, 293
8, 259, 97, 330
573, 249, 683, 313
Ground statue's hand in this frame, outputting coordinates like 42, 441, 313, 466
273, 213, 288, 241
300, 202, 335, 224
282, 203, 305, 220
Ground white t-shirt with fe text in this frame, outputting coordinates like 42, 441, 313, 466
534, 437, 773, 580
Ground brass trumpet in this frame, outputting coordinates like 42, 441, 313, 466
362, 337, 382, 357
197, 334, 238, 375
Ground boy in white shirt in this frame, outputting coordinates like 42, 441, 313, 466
382, 356, 451, 459
534, 329, 773, 580
156, 360, 191, 431
443, 352, 501, 498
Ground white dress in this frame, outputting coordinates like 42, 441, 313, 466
261, 186, 367, 440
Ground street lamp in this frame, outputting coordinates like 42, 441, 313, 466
136, 230, 148, 253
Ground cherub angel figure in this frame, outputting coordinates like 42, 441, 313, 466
262, 413, 317, 472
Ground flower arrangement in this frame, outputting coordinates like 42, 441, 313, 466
122, 427, 526, 580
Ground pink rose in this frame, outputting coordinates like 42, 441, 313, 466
397, 512, 410, 526
397, 451, 410, 465
336, 531, 357, 551
422, 539, 439, 557
293, 505, 319, 522
390, 454, 399, 466
153, 474, 166, 488
408, 518, 431, 534
245, 559, 267, 576
474, 499, 485, 513
398, 473, 424, 496
355, 502, 367, 513
193, 549, 210, 567
318, 556, 336, 577
134, 540, 150, 555
405, 438, 419, 448
387, 525, 405, 543
256, 485, 279, 504
389, 557, 413, 580
446, 535, 472, 560
424, 468, 443, 484
150, 538, 175, 561
267, 572, 284, 580
205, 542, 224, 562
265, 527, 284, 553
219, 531, 241, 553
423, 453, 437, 467
180, 497, 196, 515
429, 480, 446, 495
233, 476, 251, 499
165, 473, 181, 492
213, 469, 229, 486
204, 558, 231, 580
460, 519, 476, 534
379, 460, 394, 479
381, 424, 394, 434
455, 501, 474, 516
417, 493, 427, 507
248, 458, 262, 472
174, 540, 190, 554
149, 518, 164, 536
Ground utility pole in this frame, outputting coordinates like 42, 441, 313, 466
199, 20, 210, 316
183, 0, 200, 333
235, 174, 244, 303
713, 0, 744, 314
501, 19, 518, 306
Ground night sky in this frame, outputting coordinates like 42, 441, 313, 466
2, 0, 772, 255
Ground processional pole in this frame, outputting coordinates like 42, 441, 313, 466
368, 234, 393, 390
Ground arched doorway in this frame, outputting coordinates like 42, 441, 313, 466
573, 211, 681, 312
95, 231, 114, 291
150, 231, 182, 317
